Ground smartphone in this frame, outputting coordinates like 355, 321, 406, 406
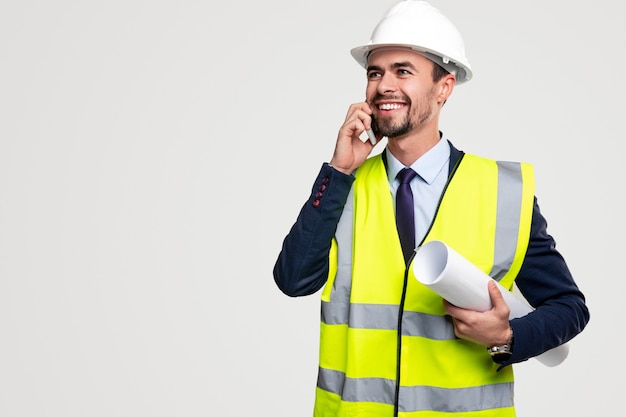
365, 128, 377, 145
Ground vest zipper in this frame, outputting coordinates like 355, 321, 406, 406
393, 153, 464, 416
393, 252, 416, 417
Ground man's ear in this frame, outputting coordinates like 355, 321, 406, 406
438, 74, 456, 104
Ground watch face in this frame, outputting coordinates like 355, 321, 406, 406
492, 352, 512, 363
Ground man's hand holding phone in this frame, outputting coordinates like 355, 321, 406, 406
330, 102, 380, 175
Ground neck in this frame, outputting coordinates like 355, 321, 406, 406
386, 127, 441, 166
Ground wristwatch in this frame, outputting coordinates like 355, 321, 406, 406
488, 329, 514, 362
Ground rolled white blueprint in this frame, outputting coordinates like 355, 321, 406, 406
411, 240, 569, 367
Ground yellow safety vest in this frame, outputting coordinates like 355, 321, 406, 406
315, 153, 535, 417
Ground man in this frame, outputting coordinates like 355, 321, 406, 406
273, 1, 589, 416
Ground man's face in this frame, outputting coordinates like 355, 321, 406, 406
365, 48, 441, 139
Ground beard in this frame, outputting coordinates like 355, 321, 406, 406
372, 112, 412, 138
371, 95, 434, 139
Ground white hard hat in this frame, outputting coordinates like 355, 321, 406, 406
351, 0, 473, 84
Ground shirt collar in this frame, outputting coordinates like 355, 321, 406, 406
386, 137, 450, 185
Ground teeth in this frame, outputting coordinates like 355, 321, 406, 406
379, 103, 403, 110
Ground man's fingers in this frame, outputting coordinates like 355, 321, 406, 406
488, 280, 510, 316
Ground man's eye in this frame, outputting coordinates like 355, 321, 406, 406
367, 72, 382, 79
398, 69, 412, 75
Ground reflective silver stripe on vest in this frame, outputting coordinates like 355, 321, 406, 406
330, 187, 355, 303
322, 301, 456, 340
402, 310, 456, 339
318, 367, 514, 412
399, 383, 514, 412
322, 302, 398, 328
318, 368, 395, 405
491, 161, 524, 281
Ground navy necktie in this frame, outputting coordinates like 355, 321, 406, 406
396, 168, 418, 264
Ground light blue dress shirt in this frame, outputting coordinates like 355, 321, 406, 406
385, 138, 450, 245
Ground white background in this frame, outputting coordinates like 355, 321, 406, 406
0, 1, 622, 415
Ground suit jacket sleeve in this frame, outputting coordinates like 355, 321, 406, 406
503, 198, 590, 365
273, 163, 354, 297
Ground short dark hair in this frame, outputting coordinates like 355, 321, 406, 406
432, 63, 450, 82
